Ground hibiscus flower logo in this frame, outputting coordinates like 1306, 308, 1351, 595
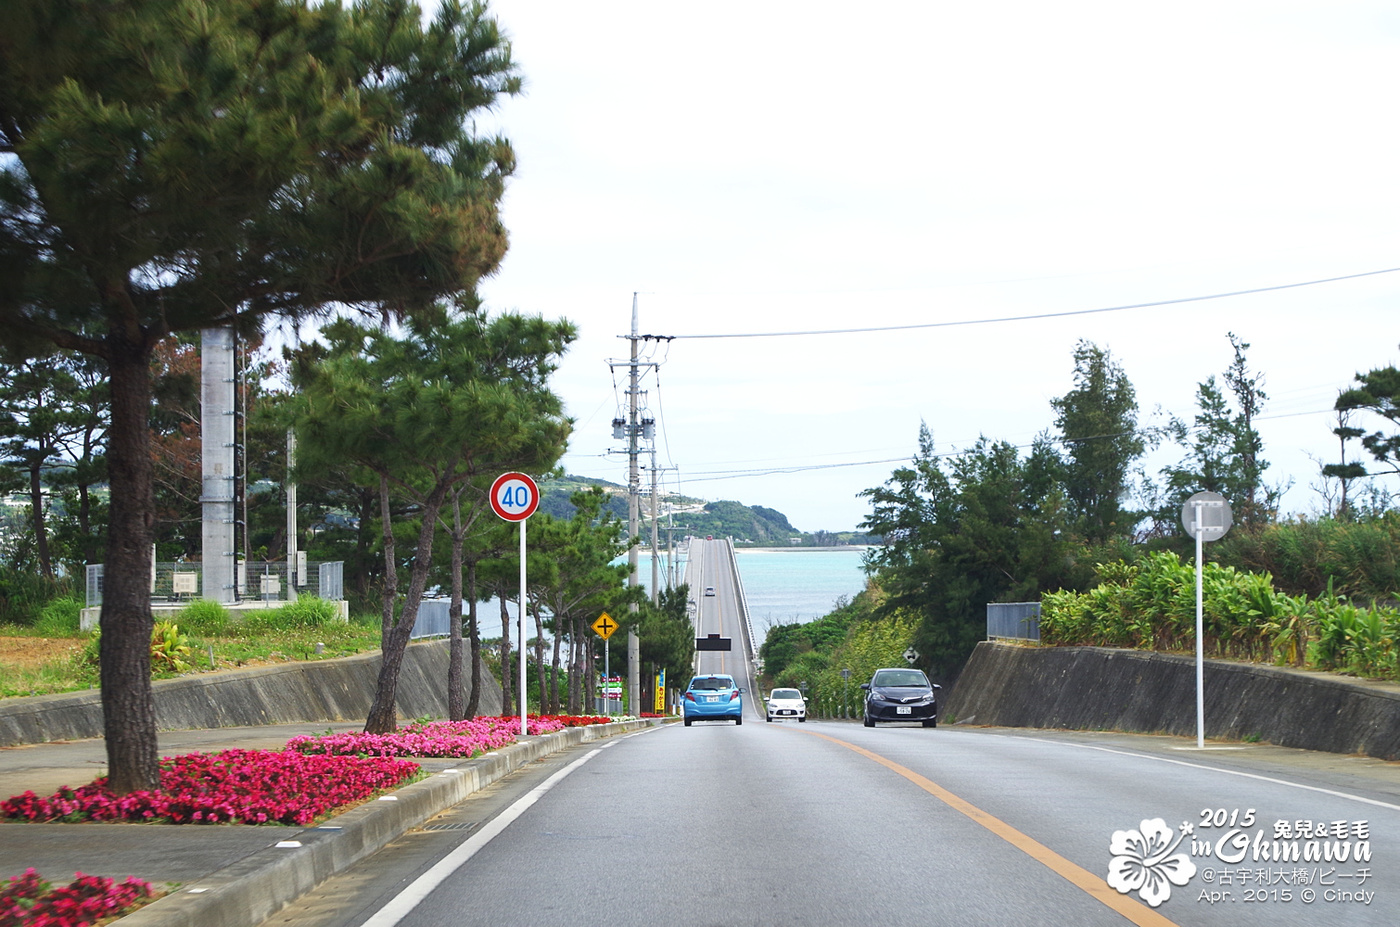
1106, 818, 1197, 908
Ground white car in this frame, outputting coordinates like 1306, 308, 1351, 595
765, 687, 808, 722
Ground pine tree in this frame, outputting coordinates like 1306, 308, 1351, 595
0, 0, 520, 791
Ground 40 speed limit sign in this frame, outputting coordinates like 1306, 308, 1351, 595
490, 472, 539, 522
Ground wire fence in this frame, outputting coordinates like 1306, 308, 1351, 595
86, 561, 344, 607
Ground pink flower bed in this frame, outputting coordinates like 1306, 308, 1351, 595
0, 750, 419, 826
286, 716, 569, 759
1, 868, 152, 926
544, 714, 615, 727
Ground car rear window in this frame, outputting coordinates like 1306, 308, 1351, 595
873, 670, 928, 687
690, 677, 731, 690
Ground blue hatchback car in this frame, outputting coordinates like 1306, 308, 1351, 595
683, 674, 744, 726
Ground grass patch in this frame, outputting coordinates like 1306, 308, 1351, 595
0, 606, 384, 701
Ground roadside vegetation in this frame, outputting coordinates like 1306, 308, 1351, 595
0, 596, 382, 700
760, 337, 1400, 709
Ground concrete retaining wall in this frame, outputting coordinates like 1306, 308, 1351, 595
0, 640, 503, 747
944, 641, 1400, 760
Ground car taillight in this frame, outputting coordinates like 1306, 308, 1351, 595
729, 690, 740, 701
684, 692, 695, 702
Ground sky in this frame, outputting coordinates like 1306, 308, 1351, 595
464, 1, 1400, 533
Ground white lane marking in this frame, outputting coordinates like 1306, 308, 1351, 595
1015, 734, 1400, 812
359, 748, 603, 927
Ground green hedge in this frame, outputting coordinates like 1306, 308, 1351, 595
1040, 552, 1398, 680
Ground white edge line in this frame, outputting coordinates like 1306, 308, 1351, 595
359, 748, 604, 927
1019, 734, 1400, 813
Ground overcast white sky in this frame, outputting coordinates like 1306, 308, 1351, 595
468, 1, 1400, 532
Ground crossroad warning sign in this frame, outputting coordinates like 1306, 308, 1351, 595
592, 612, 619, 640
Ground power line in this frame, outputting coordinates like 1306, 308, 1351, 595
661, 266, 1400, 340
678, 405, 1346, 483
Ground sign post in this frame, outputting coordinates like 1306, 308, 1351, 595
491, 472, 540, 736
592, 612, 618, 715
1182, 491, 1233, 749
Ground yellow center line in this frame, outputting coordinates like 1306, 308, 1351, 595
800, 730, 1182, 927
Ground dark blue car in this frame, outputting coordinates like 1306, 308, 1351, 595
861, 667, 940, 727
683, 674, 744, 726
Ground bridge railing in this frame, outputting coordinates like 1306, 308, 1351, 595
724, 538, 758, 661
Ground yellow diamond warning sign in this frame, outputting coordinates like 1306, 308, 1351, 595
592, 612, 619, 640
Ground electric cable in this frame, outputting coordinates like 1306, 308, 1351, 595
658, 266, 1400, 340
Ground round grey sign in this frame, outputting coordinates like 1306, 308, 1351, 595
1181, 491, 1232, 542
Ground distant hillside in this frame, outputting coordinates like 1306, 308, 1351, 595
537, 475, 879, 546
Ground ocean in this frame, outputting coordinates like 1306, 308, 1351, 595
637, 546, 870, 643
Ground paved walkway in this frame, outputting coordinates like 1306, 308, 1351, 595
0, 722, 366, 885
0, 718, 655, 927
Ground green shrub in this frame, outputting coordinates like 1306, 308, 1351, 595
0, 568, 74, 626
150, 621, 193, 674
176, 599, 231, 636
241, 596, 337, 631
1043, 555, 1398, 680
76, 622, 194, 675
33, 597, 82, 635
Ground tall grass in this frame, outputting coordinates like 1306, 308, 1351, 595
1040, 553, 1399, 680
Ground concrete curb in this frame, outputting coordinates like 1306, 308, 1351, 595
115, 718, 666, 927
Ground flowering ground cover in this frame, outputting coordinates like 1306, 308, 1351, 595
546, 714, 618, 727
286, 715, 578, 758
0, 750, 419, 825
0, 868, 153, 927
2, 714, 617, 827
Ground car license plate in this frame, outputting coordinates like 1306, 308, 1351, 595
897, 706, 911, 715
706, 696, 718, 703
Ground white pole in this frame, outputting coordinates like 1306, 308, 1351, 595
519, 519, 528, 737
1195, 504, 1205, 749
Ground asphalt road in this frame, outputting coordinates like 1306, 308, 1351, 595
256, 719, 1400, 927
688, 538, 758, 691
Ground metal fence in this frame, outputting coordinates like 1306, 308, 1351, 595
986, 601, 1041, 641
410, 598, 454, 639
86, 561, 344, 607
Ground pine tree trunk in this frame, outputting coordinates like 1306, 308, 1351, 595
533, 600, 546, 713
100, 343, 160, 794
365, 481, 449, 733
447, 514, 465, 721
549, 613, 562, 714
27, 463, 52, 579
465, 559, 481, 720
499, 595, 512, 716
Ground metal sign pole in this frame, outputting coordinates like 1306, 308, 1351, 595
1195, 505, 1205, 749
1182, 491, 1231, 751
489, 472, 540, 738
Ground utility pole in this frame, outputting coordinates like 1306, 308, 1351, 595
649, 450, 660, 605
626, 298, 641, 716
610, 295, 670, 715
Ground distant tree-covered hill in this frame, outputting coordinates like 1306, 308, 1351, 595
536, 475, 878, 546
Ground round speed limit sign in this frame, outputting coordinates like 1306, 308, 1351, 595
489, 472, 540, 522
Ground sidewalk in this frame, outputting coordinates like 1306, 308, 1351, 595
0, 718, 658, 927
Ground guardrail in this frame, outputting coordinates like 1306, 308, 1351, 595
986, 601, 1041, 641
724, 538, 758, 661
